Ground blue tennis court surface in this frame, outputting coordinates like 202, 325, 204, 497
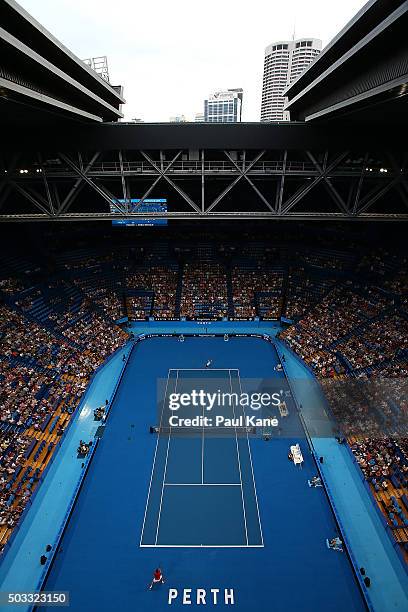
141, 368, 263, 547
42, 336, 365, 612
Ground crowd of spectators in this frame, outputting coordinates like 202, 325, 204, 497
0, 356, 93, 548
384, 263, 408, 296
0, 297, 128, 546
232, 267, 283, 319
84, 288, 125, 321
356, 249, 400, 277
0, 431, 32, 534
127, 266, 177, 319
284, 269, 335, 320
350, 438, 408, 493
1, 240, 408, 550
281, 272, 408, 550
280, 286, 400, 375
336, 315, 408, 370
0, 305, 73, 369
181, 263, 228, 319
0, 278, 27, 295
258, 294, 283, 319
126, 296, 152, 320
60, 313, 127, 378
15, 292, 41, 312
1, 362, 56, 430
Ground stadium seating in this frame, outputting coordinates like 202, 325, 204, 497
0, 298, 128, 549
0, 234, 407, 555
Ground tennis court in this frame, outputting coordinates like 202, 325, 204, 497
140, 368, 263, 547
40, 335, 365, 612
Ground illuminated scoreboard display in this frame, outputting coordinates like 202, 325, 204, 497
110, 198, 167, 226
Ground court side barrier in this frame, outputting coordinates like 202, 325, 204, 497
343, 443, 408, 574
274, 337, 348, 439
102, 341, 135, 423
0, 339, 133, 565
276, 337, 408, 575
276, 349, 375, 612
32, 437, 100, 606
309, 446, 375, 612
32, 342, 135, 600
274, 337, 317, 377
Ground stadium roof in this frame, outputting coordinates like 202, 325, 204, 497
0, 0, 407, 222
0, 0, 124, 127
284, 0, 408, 124
1, 121, 406, 152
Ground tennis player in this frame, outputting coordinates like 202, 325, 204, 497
148, 568, 165, 590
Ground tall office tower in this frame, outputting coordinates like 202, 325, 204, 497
204, 88, 243, 122
260, 39, 322, 121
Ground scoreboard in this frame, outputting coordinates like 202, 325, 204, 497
110, 199, 167, 226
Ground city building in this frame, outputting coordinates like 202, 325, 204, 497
204, 89, 243, 123
195, 112, 205, 123
169, 115, 187, 123
260, 39, 321, 122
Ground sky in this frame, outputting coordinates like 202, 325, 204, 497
18, 0, 368, 122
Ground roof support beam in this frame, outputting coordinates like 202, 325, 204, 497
306, 151, 350, 215
206, 151, 266, 213
0, 149, 406, 220
58, 153, 126, 215
140, 151, 201, 213
57, 153, 102, 216
224, 151, 275, 213
9, 181, 52, 216
281, 152, 349, 215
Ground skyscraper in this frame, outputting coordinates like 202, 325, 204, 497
204, 88, 243, 123
260, 39, 322, 122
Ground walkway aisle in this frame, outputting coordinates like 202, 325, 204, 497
127, 320, 281, 336
315, 438, 408, 612
0, 346, 129, 604
276, 340, 408, 612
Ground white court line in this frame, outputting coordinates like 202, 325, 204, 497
154, 369, 179, 545
229, 369, 249, 546
139, 368, 173, 547
237, 371, 264, 547
165, 483, 241, 486
140, 544, 264, 548
201, 381, 205, 484
168, 368, 239, 372
145, 368, 259, 548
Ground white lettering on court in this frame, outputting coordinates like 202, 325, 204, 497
168, 588, 235, 605
168, 589, 178, 604
197, 589, 206, 604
